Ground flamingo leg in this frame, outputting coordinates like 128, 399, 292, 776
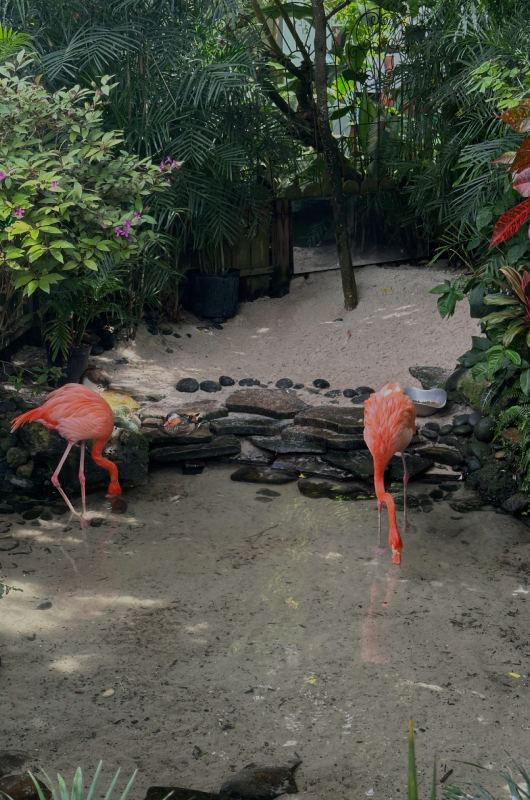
377, 499, 382, 546
401, 453, 409, 532
51, 441, 80, 520
78, 442, 87, 528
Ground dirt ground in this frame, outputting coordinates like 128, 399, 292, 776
104, 264, 479, 404
2, 468, 530, 799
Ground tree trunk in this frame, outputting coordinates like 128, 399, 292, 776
311, 0, 358, 310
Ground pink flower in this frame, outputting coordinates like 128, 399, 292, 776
0, 170, 6, 182
133, 211, 141, 220
14, 207, 25, 218
50, 180, 59, 189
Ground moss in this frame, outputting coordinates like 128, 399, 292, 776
456, 370, 489, 409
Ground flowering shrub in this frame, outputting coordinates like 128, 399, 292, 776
0, 52, 174, 298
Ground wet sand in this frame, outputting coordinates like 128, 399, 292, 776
2, 467, 529, 797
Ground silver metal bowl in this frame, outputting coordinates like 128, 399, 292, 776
404, 386, 447, 417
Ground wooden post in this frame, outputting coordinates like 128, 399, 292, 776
270, 198, 293, 296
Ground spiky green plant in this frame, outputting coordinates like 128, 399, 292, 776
444, 763, 530, 800
408, 720, 437, 800
29, 762, 137, 800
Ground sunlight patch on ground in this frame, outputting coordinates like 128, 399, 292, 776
49, 654, 98, 674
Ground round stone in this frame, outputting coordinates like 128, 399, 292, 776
293, 383, 304, 390
239, 378, 260, 387
200, 380, 221, 393
176, 378, 199, 393
324, 389, 342, 398
276, 378, 294, 389
343, 389, 356, 398
474, 416, 495, 443
91, 344, 105, 356
159, 324, 173, 335
421, 428, 439, 441
219, 375, 235, 387
354, 386, 374, 395
313, 379, 330, 389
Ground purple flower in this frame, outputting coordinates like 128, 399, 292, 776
14, 207, 25, 218
133, 211, 141, 220
50, 180, 59, 189
0, 170, 6, 182
159, 156, 183, 172
114, 225, 130, 238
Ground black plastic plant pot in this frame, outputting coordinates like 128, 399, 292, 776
65, 343, 91, 384
187, 269, 240, 321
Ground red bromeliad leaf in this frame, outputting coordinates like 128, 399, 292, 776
501, 100, 530, 133
492, 150, 516, 167
512, 138, 530, 173
490, 197, 530, 248
513, 167, 530, 197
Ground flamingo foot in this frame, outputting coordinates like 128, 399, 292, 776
79, 515, 89, 530
391, 549, 402, 565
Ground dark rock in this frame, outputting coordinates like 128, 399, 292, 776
271, 456, 352, 481
440, 483, 459, 492
438, 435, 461, 447
429, 488, 444, 500
0, 752, 30, 779
173, 333, 182, 338
294, 405, 363, 434
239, 378, 260, 387
182, 462, 205, 475
408, 366, 452, 390
22, 506, 43, 521
453, 414, 471, 426
293, 383, 304, 390
281, 425, 365, 452
231, 466, 298, 485
219, 759, 301, 799
91, 344, 105, 356
250, 435, 325, 455
226, 388, 308, 419
474, 416, 495, 443
420, 428, 439, 441
354, 386, 374, 395
275, 378, 294, 389
0, 775, 50, 800
165, 348, 174, 354
465, 457, 482, 473
312, 379, 330, 389
342, 389, 356, 398
229, 440, 274, 466
468, 437, 492, 463
6, 447, 28, 468
150, 436, 241, 464
424, 422, 440, 432
200, 380, 221, 393
176, 378, 199, 393
321, 451, 374, 480
0, 502, 14, 514
145, 427, 213, 447
146, 788, 218, 800
502, 493, 530, 516
449, 498, 485, 513
467, 460, 518, 506
89, 517, 105, 527
110, 497, 128, 514
324, 389, 342, 398
416, 445, 464, 467
452, 423, 473, 436
37, 601, 52, 610
388, 453, 434, 481
257, 489, 281, 497
298, 477, 372, 500
210, 416, 284, 437
351, 394, 371, 406
159, 324, 173, 335
440, 424, 453, 436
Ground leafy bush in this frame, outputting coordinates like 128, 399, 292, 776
0, 51, 178, 353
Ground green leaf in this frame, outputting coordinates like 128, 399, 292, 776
85, 258, 98, 270
49, 239, 74, 249
520, 369, 530, 395
502, 321, 526, 346
505, 348, 522, 365
4, 246, 24, 258
476, 207, 493, 230
408, 721, 418, 800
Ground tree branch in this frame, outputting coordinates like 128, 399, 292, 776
251, 0, 305, 79
325, 0, 355, 22
271, 0, 312, 68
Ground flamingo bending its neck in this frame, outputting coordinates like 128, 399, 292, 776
363, 383, 416, 564
11, 383, 121, 527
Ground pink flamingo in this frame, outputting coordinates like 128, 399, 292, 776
11, 384, 121, 527
363, 383, 416, 564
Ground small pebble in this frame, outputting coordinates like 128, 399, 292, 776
110, 497, 127, 514
429, 488, 444, 500
239, 378, 260, 386
343, 389, 356, 398
293, 383, 304, 390
276, 378, 294, 389
165, 348, 174, 354
354, 386, 374, 395
90, 517, 105, 528
313, 379, 330, 389
173, 332, 182, 339
176, 378, 199, 393
101, 688, 115, 697
219, 376, 235, 387
37, 601, 52, 610
199, 380, 221, 393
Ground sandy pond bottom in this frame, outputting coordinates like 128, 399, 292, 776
2, 466, 530, 799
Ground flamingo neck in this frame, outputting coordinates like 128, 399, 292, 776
374, 459, 402, 565
91, 439, 121, 496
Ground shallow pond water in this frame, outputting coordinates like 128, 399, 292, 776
2, 466, 530, 799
